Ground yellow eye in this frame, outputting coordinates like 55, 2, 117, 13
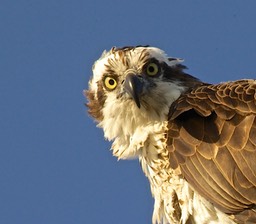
104, 76, 117, 90
146, 63, 159, 76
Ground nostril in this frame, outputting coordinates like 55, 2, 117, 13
121, 80, 125, 84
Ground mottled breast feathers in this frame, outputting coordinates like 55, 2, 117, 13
167, 80, 256, 223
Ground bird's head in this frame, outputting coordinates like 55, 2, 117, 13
85, 46, 200, 159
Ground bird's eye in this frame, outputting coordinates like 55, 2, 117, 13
146, 63, 159, 76
104, 76, 118, 90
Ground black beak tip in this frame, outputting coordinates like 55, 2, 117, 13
124, 74, 143, 109
135, 100, 141, 108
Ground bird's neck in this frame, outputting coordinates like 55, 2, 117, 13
137, 121, 189, 223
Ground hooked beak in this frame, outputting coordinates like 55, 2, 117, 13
123, 74, 144, 108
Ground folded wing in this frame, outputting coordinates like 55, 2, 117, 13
167, 80, 256, 223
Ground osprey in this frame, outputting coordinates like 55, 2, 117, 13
85, 46, 256, 224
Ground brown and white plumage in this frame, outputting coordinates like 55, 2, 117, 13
85, 46, 256, 224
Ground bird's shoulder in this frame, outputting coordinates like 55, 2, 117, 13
169, 79, 256, 120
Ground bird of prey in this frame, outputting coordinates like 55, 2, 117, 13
85, 46, 256, 224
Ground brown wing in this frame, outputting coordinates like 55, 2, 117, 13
167, 80, 256, 223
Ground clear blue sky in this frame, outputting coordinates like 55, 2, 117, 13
1, 1, 256, 223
